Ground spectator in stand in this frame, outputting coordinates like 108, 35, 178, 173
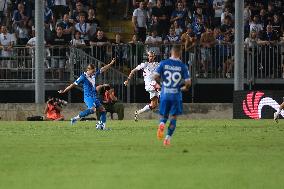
245, 31, 260, 76
112, 33, 127, 64
148, 15, 159, 33
181, 25, 196, 44
249, 15, 263, 33
192, 6, 208, 26
170, 2, 187, 29
128, 34, 144, 67
164, 27, 180, 44
0, 26, 14, 78
132, 2, 147, 42
0, 26, 14, 56
12, 3, 29, 29
151, 0, 168, 38
15, 20, 29, 45
86, 8, 100, 37
258, 24, 279, 44
243, 2, 251, 25
75, 13, 91, 42
213, 0, 225, 26
258, 24, 280, 78
173, 20, 183, 36
271, 14, 282, 38
146, 1, 153, 29
220, 7, 232, 25
90, 29, 109, 46
14, 0, 32, 18
222, 33, 234, 78
267, 3, 275, 22
44, 1, 54, 44
199, 26, 216, 78
259, 8, 268, 29
184, 26, 196, 66
53, 0, 67, 20
163, 27, 180, 58
70, 31, 86, 47
192, 16, 205, 40
90, 29, 109, 61
221, 15, 234, 37
49, 25, 69, 80
145, 30, 162, 57
0, 0, 10, 25
58, 14, 73, 42
245, 31, 260, 48
71, 1, 87, 23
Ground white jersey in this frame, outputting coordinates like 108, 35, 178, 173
135, 61, 159, 91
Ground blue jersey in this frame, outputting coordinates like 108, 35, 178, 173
74, 70, 101, 99
155, 58, 190, 101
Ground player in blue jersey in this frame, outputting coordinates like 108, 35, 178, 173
153, 45, 191, 146
58, 58, 116, 129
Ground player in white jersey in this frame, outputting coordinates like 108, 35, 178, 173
274, 98, 284, 123
124, 51, 160, 121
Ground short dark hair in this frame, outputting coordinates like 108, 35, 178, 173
87, 64, 95, 70
171, 45, 182, 53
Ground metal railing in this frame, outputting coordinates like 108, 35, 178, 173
0, 43, 283, 102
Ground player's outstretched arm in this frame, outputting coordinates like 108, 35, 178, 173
124, 68, 138, 86
58, 83, 76, 94
100, 58, 116, 73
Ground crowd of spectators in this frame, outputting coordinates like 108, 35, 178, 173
131, 0, 284, 78
0, 0, 283, 78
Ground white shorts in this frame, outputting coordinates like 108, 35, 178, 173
147, 90, 160, 100
145, 84, 160, 100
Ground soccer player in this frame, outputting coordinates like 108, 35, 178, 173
153, 45, 191, 146
58, 58, 116, 129
124, 51, 160, 121
274, 99, 284, 123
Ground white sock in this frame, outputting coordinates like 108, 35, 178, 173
276, 108, 281, 116
165, 135, 171, 140
74, 115, 80, 120
137, 105, 150, 114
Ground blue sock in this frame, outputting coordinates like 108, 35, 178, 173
160, 117, 168, 125
79, 109, 94, 118
100, 111, 106, 123
167, 119, 177, 136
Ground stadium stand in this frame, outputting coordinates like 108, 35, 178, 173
0, 0, 283, 102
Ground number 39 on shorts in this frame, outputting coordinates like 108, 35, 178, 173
163, 71, 182, 87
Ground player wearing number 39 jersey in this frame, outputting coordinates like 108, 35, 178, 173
154, 45, 191, 146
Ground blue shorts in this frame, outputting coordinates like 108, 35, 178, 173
84, 97, 102, 109
159, 99, 182, 116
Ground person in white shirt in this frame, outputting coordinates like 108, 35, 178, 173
75, 13, 91, 41
145, 30, 162, 57
0, 26, 13, 58
124, 51, 160, 121
213, 0, 225, 26
70, 31, 86, 46
0, 25, 13, 75
132, 2, 147, 42
249, 15, 263, 34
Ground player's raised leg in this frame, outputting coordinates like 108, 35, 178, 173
135, 95, 159, 121
71, 98, 95, 125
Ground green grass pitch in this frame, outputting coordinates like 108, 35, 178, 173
0, 120, 284, 189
